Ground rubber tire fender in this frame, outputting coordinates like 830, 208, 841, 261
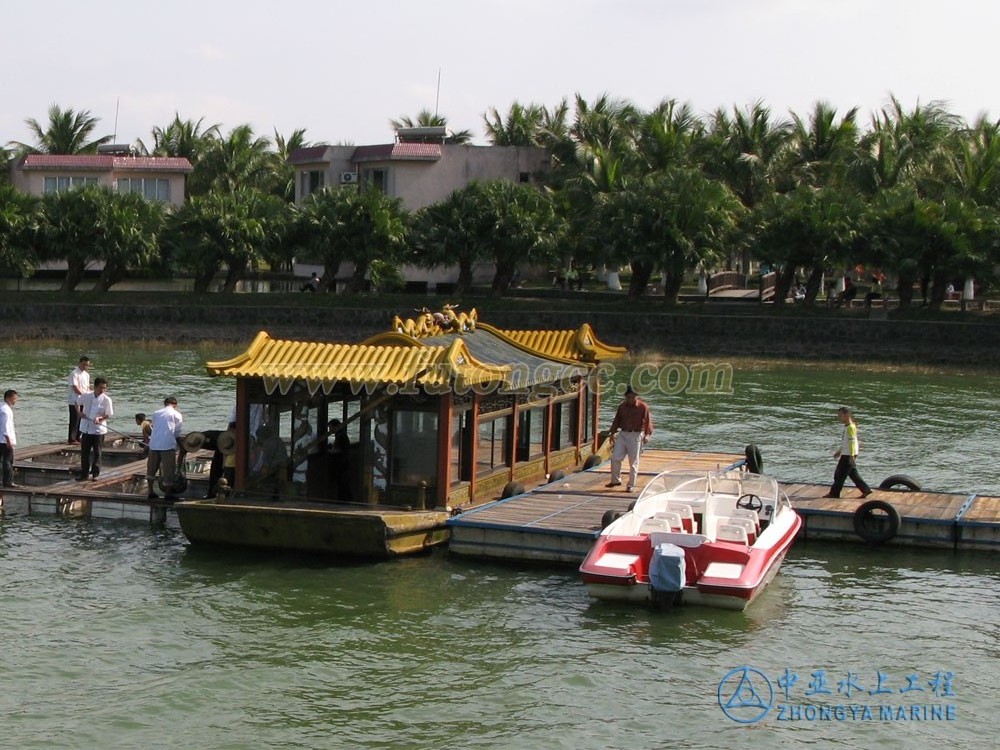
878, 474, 921, 492
853, 499, 901, 544
744, 444, 764, 475
501, 481, 525, 499
548, 469, 566, 482
582, 454, 603, 470
601, 509, 622, 530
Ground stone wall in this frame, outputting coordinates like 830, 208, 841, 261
1, 302, 998, 366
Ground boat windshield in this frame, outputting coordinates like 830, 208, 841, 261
636, 469, 779, 510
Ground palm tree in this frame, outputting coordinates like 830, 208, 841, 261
390, 109, 472, 144
36, 187, 109, 291
0, 185, 40, 275
636, 98, 703, 173
483, 102, 546, 146
91, 191, 164, 292
190, 124, 276, 196
411, 183, 492, 294
147, 114, 220, 161
273, 127, 316, 202
8, 104, 111, 155
785, 101, 859, 189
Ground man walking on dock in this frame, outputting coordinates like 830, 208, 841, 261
147, 396, 183, 499
606, 385, 653, 492
78, 378, 113, 481
825, 406, 872, 499
0, 389, 19, 488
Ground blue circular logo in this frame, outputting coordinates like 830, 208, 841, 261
718, 666, 774, 724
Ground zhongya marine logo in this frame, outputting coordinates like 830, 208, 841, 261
718, 667, 774, 724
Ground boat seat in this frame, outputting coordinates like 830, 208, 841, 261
652, 511, 685, 532
725, 516, 757, 544
638, 518, 671, 535
716, 523, 750, 545
665, 502, 697, 533
730, 508, 760, 532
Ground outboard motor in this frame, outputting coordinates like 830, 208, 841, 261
649, 542, 686, 608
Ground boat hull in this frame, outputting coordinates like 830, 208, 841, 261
175, 499, 451, 559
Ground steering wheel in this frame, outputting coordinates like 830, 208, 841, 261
737, 493, 763, 512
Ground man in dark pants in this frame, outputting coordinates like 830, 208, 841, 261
78, 378, 113, 481
0, 389, 19, 488
825, 406, 872, 498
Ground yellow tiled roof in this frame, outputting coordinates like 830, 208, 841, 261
485, 322, 628, 363
205, 331, 510, 395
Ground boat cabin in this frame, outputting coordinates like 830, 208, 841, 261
204, 308, 626, 509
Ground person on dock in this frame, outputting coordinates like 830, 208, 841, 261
66, 356, 91, 444
606, 385, 653, 492
77, 377, 113, 481
147, 396, 183, 500
134, 413, 152, 453
1, 389, 19, 488
824, 406, 872, 499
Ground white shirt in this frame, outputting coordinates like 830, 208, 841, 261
0, 401, 15, 446
149, 405, 183, 451
67, 366, 91, 405
79, 392, 114, 435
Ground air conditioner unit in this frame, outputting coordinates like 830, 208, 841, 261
340, 172, 358, 184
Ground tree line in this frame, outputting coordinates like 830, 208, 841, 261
2, 97, 999, 307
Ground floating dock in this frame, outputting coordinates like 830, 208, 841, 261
0, 441, 209, 525
447, 449, 1000, 565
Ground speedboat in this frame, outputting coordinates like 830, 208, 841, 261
579, 469, 801, 610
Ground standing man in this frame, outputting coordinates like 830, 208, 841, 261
147, 396, 183, 500
78, 377, 113, 481
67, 356, 91, 444
824, 406, 873, 499
606, 385, 653, 492
0, 389, 19, 488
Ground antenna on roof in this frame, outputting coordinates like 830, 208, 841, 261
113, 96, 120, 142
434, 68, 441, 117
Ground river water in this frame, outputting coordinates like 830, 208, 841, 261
1, 343, 998, 749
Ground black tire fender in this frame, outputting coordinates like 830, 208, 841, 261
582, 454, 603, 470
853, 499, 901, 544
501, 481, 525, 499
548, 469, 566, 482
601, 509, 622, 530
878, 474, 921, 492
744, 444, 764, 474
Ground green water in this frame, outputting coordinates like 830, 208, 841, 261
1, 343, 998, 749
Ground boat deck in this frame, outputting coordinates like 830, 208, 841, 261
448, 450, 1000, 564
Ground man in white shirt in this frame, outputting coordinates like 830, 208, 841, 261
147, 396, 183, 499
78, 377, 113, 480
0, 389, 19, 488
67, 356, 91, 444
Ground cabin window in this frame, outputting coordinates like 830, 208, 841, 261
390, 409, 438, 486
477, 413, 510, 473
516, 404, 546, 461
551, 395, 579, 450
449, 407, 474, 485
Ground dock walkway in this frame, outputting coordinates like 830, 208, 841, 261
448, 449, 1000, 565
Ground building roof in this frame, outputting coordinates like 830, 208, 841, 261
352, 143, 442, 163
204, 313, 625, 396
17, 154, 194, 173
287, 146, 332, 166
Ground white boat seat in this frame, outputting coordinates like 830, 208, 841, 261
716, 523, 750, 545
665, 502, 697, 533
730, 508, 760, 531
638, 518, 671, 535
725, 516, 757, 544
652, 511, 685, 532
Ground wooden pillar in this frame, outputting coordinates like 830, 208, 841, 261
436, 394, 453, 507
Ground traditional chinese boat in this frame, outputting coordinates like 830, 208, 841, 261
579, 469, 801, 610
174, 307, 626, 558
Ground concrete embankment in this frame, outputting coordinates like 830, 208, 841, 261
1, 301, 998, 367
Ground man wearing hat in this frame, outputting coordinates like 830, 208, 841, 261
147, 396, 183, 499
606, 384, 653, 492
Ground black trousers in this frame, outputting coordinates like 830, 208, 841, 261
80, 433, 105, 478
830, 455, 871, 497
0, 443, 14, 486
68, 405, 81, 442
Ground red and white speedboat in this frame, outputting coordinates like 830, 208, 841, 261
580, 469, 801, 610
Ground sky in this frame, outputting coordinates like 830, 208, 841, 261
4, 0, 1000, 150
